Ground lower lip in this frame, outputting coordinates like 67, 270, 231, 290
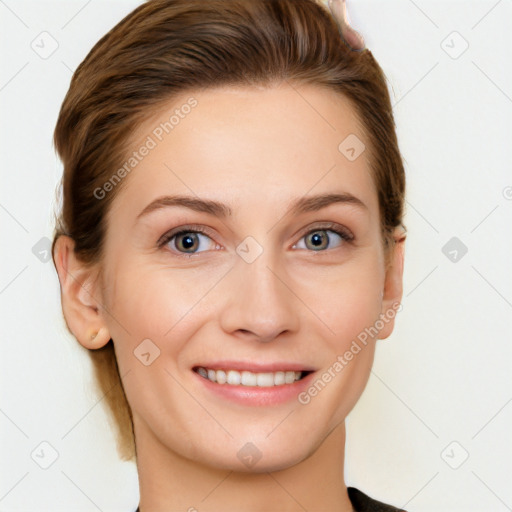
193, 371, 316, 406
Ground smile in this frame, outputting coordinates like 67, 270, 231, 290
194, 367, 309, 387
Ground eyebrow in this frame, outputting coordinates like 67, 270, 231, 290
136, 192, 368, 221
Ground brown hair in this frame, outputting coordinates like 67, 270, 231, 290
52, 0, 406, 462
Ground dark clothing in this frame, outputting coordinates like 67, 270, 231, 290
347, 487, 407, 511
134, 486, 406, 511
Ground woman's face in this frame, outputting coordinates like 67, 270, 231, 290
96, 83, 402, 471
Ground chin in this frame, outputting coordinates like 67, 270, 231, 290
190, 432, 318, 474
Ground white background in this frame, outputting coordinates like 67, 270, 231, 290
1, 1, 511, 511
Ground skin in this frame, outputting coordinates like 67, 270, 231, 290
54, 83, 405, 512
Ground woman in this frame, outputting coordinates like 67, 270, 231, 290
52, 0, 407, 510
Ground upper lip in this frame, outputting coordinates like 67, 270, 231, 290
193, 360, 315, 373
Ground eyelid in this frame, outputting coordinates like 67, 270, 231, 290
156, 224, 217, 248
293, 221, 354, 244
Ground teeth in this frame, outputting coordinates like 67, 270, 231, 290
256, 372, 274, 387
196, 368, 303, 387
274, 371, 285, 385
227, 370, 241, 385
241, 371, 256, 386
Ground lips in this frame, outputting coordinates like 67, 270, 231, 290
192, 362, 316, 406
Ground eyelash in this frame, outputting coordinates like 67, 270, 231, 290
157, 222, 354, 257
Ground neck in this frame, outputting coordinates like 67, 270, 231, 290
135, 420, 354, 512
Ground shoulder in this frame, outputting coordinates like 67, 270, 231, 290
347, 487, 407, 512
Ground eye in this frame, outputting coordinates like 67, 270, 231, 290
292, 224, 353, 252
158, 226, 219, 255
157, 222, 353, 256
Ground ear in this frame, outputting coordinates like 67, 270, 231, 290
53, 235, 111, 349
378, 227, 406, 340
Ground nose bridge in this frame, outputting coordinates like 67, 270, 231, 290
219, 242, 299, 340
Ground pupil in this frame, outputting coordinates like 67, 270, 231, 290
309, 231, 327, 250
180, 233, 197, 251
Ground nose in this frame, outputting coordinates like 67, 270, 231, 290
218, 252, 300, 343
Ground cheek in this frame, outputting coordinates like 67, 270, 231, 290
296, 255, 385, 350
103, 263, 220, 359
332, 276, 382, 345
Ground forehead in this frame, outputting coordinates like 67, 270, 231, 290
107, 83, 378, 224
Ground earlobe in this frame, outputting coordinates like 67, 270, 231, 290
378, 228, 406, 340
86, 325, 112, 349
53, 235, 111, 349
